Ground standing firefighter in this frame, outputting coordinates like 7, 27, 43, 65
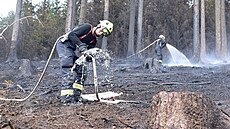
155, 35, 166, 63
56, 20, 113, 104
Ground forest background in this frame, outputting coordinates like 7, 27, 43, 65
0, 0, 230, 63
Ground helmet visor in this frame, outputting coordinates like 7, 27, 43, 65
102, 27, 110, 37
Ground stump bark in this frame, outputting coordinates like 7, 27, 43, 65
149, 91, 228, 129
143, 58, 161, 73
143, 58, 154, 69
19, 59, 35, 77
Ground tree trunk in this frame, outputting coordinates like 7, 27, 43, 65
79, 0, 87, 24
146, 25, 153, 58
215, 0, 221, 59
149, 91, 227, 129
127, 0, 135, 56
136, 0, 143, 58
200, 0, 206, 63
6, 0, 22, 63
65, 0, 76, 32
71, 0, 76, 27
220, 0, 227, 61
101, 0, 109, 50
193, 0, 200, 62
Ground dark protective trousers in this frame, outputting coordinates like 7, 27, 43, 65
56, 40, 87, 93
155, 45, 163, 61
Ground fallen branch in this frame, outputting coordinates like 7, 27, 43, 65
220, 109, 230, 119
16, 84, 25, 93
0, 120, 14, 129
38, 89, 57, 96
2, 80, 14, 86
8, 121, 14, 129
117, 118, 133, 128
159, 81, 211, 85
1, 80, 25, 93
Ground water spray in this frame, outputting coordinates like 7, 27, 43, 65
166, 44, 192, 66
72, 48, 109, 101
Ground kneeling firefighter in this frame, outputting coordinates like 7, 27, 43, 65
56, 20, 113, 104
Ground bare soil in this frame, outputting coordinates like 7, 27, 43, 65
0, 58, 230, 129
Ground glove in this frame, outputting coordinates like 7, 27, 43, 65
160, 40, 166, 48
85, 55, 92, 62
84, 50, 93, 62
162, 42, 166, 48
79, 43, 87, 53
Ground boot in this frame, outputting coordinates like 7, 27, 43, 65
60, 89, 75, 104
73, 89, 82, 102
60, 95, 75, 104
73, 83, 83, 102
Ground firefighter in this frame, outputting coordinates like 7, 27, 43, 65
155, 35, 166, 63
56, 20, 113, 104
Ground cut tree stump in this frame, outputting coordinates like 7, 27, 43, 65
19, 59, 35, 77
149, 91, 228, 129
143, 58, 154, 69
143, 58, 161, 73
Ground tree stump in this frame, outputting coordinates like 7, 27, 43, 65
143, 58, 153, 69
19, 59, 35, 77
143, 58, 161, 73
149, 91, 227, 129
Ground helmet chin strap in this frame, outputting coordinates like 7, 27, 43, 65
94, 27, 101, 37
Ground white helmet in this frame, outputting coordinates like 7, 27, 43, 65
159, 35, 165, 40
100, 20, 113, 37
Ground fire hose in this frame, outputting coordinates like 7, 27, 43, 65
71, 51, 100, 101
92, 57, 100, 101
127, 39, 159, 58
0, 37, 101, 102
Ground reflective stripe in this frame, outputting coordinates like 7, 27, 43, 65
89, 38, 95, 44
61, 89, 74, 96
73, 83, 83, 90
78, 25, 95, 44
79, 25, 93, 40
102, 27, 110, 36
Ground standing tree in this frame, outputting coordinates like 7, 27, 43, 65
6, 0, 22, 63
65, 0, 76, 32
200, 0, 206, 62
127, 0, 135, 56
79, 0, 87, 24
101, 0, 109, 50
72, 0, 76, 27
136, 0, 143, 58
215, 0, 221, 59
193, 0, 200, 62
220, 0, 227, 60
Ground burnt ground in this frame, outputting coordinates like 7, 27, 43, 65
0, 58, 230, 129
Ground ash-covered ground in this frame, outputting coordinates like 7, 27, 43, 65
0, 58, 230, 128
